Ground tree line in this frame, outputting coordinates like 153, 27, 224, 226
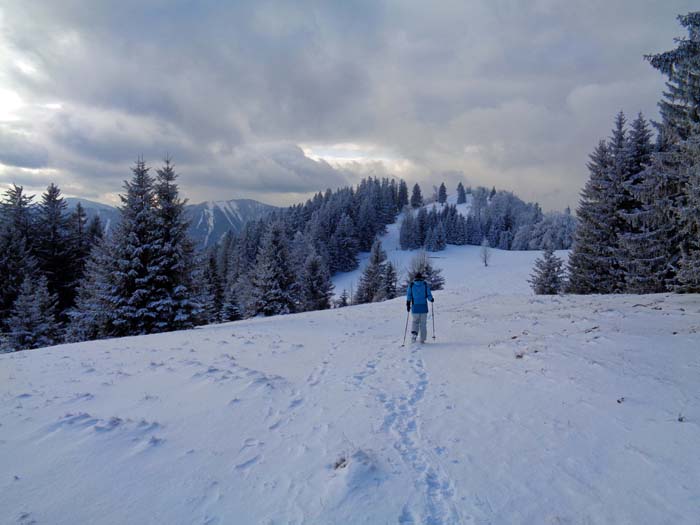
399, 182, 576, 253
567, 12, 700, 294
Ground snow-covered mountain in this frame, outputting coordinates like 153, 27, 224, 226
65, 197, 121, 235
2, 239, 698, 524
66, 198, 276, 248
187, 199, 276, 248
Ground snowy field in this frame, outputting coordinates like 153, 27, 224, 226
2, 248, 700, 524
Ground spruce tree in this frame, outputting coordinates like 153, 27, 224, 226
66, 240, 113, 342
410, 183, 423, 208
7, 276, 60, 351
438, 182, 447, 204
646, 12, 700, 291
299, 252, 334, 311
87, 215, 104, 246
456, 182, 467, 204
354, 239, 387, 304
380, 260, 398, 301
399, 210, 417, 250
529, 247, 565, 295
35, 183, 73, 313
337, 289, 349, 308
0, 185, 37, 321
329, 214, 359, 272
567, 141, 618, 293
250, 221, 295, 316
397, 180, 409, 209
105, 159, 160, 336
149, 159, 201, 330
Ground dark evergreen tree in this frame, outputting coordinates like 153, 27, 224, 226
329, 214, 359, 273
645, 12, 700, 291
35, 183, 73, 313
7, 276, 60, 351
86, 215, 104, 246
0, 185, 37, 322
103, 159, 160, 336
379, 260, 398, 301
567, 141, 618, 294
299, 252, 334, 311
354, 239, 388, 304
249, 221, 295, 316
410, 183, 423, 208
456, 182, 467, 204
438, 182, 447, 204
399, 210, 417, 250
397, 180, 409, 209
148, 159, 201, 330
65, 240, 112, 342
529, 247, 566, 295
336, 289, 349, 308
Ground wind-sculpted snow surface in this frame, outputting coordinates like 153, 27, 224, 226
1, 268, 699, 523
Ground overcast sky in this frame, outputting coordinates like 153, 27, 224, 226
0, 1, 695, 209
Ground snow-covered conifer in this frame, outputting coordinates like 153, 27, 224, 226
7, 276, 60, 351
299, 252, 334, 311
438, 183, 447, 204
397, 180, 409, 209
250, 221, 295, 316
410, 183, 423, 208
456, 182, 467, 204
354, 239, 387, 304
529, 247, 566, 295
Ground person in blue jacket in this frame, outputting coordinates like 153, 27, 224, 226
406, 272, 434, 343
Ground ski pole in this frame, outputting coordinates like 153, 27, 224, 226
431, 301, 436, 340
401, 310, 410, 347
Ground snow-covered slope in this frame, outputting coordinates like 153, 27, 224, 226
2, 252, 699, 524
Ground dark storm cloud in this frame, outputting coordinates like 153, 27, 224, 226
0, 0, 696, 207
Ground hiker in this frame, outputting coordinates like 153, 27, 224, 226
406, 272, 434, 343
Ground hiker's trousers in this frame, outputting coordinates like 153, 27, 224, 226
411, 313, 428, 343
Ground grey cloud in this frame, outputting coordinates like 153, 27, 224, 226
0, 125, 49, 168
0, 0, 697, 209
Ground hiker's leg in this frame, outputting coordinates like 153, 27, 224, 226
411, 314, 420, 341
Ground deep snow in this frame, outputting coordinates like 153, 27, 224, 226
1, 246, 700, 524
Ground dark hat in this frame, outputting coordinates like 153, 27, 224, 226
415, 272, 423, 280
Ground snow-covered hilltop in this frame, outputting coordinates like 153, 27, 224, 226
1, 246, 698, 524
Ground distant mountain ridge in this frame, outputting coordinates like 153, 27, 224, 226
65, 197, 276, 248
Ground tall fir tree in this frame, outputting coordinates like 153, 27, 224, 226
438, 182, 447, 204
35, 183, 73, 313
7, 276, 60, 351
104, 159, 160, 336
354, 239, 388, 304
299, 252, 334, 311
645, 12, 700, 291
149, 159, 201, 330
329, 214, 359, 272
249, 221, 295, 316
397, 180, 409, 209
410, 183, 423, 208
567, 141, 618, 293
0, 185, 37, 322
456, 182, 467, 204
